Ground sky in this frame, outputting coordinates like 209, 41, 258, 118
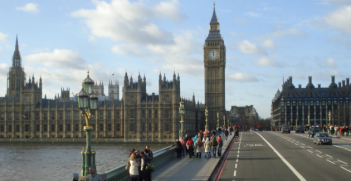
1, 0, 351, 118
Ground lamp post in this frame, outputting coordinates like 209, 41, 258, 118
328, 110, 331, 127
217, 112, 219, 129
205, 107, 209, 131
78, 71, 98, 176
223, 115, 226, 127
308, 114, 310, 126
179, 99, 185, 139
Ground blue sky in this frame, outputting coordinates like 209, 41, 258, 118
1, 0, 351, 118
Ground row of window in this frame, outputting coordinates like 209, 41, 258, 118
0, 123, 122, 132
281, 100, 349, 107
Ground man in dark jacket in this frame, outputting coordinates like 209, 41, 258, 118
211, 138, 218, 158
145, 145, 153, 162
175, 139, 183, 158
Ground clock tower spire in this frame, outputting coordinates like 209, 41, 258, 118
204, 3, 226, 129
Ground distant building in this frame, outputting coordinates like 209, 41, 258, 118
271, 76, 351, 129
230, 105, 259, 120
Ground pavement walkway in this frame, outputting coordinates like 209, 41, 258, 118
152, 133, 234, 181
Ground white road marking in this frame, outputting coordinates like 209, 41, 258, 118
235, 164, 237, 168
334, 145, 351, 152
233, 170, 236, 176
327, 160, 336, 164
255, 132, 306, 181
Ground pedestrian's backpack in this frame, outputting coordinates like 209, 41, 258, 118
212, 139, 218, 146
197, 140, 202, 147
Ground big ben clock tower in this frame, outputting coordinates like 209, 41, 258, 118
204, 4, 226, 129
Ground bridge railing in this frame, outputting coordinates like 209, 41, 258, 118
100, 145, 176, 181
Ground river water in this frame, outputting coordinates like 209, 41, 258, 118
0, 142, 168, 181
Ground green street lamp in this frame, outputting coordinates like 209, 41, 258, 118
205, 107, 209, 131
308, 114, 310, 126
179, 99, 185, 139
216, 112, 219, 129
223, 115, 226, 127
78, 71, 98, 176
328, 110, 331, 127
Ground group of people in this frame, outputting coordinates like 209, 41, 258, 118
174, 126, 239, 159
72, 167, 102, 181
128, 145, 154, 181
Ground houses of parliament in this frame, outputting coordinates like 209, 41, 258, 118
0, 6, 226, 141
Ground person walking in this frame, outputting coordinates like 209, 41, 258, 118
224, 129, 229, 140
204, 138, 211, 158
180, 136, 186, 156
85, 167, 102, 181
211, 136, 218, 158
335, 125, 339, 136
217, 136, 223, 157
195, 137, 203, 158
184, 135, 189, 155
129, 153, 140, 181
186, 138, 194, 158
143, 150, 152, 181
175, 139, 182, 159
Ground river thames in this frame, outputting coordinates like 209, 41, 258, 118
0, 142, 168, 181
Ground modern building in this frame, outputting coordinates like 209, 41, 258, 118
271, 76, 351, 129
204, 5, 226, 129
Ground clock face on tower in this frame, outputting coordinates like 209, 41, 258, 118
208, 49, 219, 60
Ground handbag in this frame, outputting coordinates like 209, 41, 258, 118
125, 161, 131, 170
145, 163, 154, 172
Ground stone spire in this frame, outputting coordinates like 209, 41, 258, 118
210, 3, 219, 25
12, 35, 22, 67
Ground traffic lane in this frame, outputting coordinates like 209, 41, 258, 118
220, 132, 300, 181
284, 132, 351, 166
265, 132, 351, 180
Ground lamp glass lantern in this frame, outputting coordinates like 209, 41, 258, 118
77, 89, 89, 111
90, 93, 98, 111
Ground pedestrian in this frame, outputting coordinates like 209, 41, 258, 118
145, 145, 153, 162
224, 129, 229, 140
175, 139, 182, 158
130, 149, 136, 156
85, 167, 102, 181
180, 136, 186, 156
199, 130, 204, 141
204, 138, 211, 158
211, 136, 218, 158
217, 136, 223, 157
143, 150, 152, 181
230, 126, 233, 135
129, 153, 140, 181
187, 137, 194, 158
195, 137, 203, 158
184, 134, 189, 155
335, 125, 339, 136
193, 135, 198, 148
73, 173, 79, 181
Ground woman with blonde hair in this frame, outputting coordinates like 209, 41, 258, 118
129, 153, 139, 181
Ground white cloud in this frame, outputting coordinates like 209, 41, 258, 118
260, 28, 305, 49
246, 12, 261, 17
16, 3, 39, 13
25, 49, 86, 69
0, 32, 8, 41
228, 72, 259, 82
326, 58, 336, 67
325, 6, 351, 33
262, 39, 276, 48
71, 0, 185, 45
255, 57, 281, 67
236, 40, 266, 55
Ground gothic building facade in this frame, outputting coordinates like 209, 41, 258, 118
271, 76, 351, 129
0, 37, 205, 141
204, 6, 226, 129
